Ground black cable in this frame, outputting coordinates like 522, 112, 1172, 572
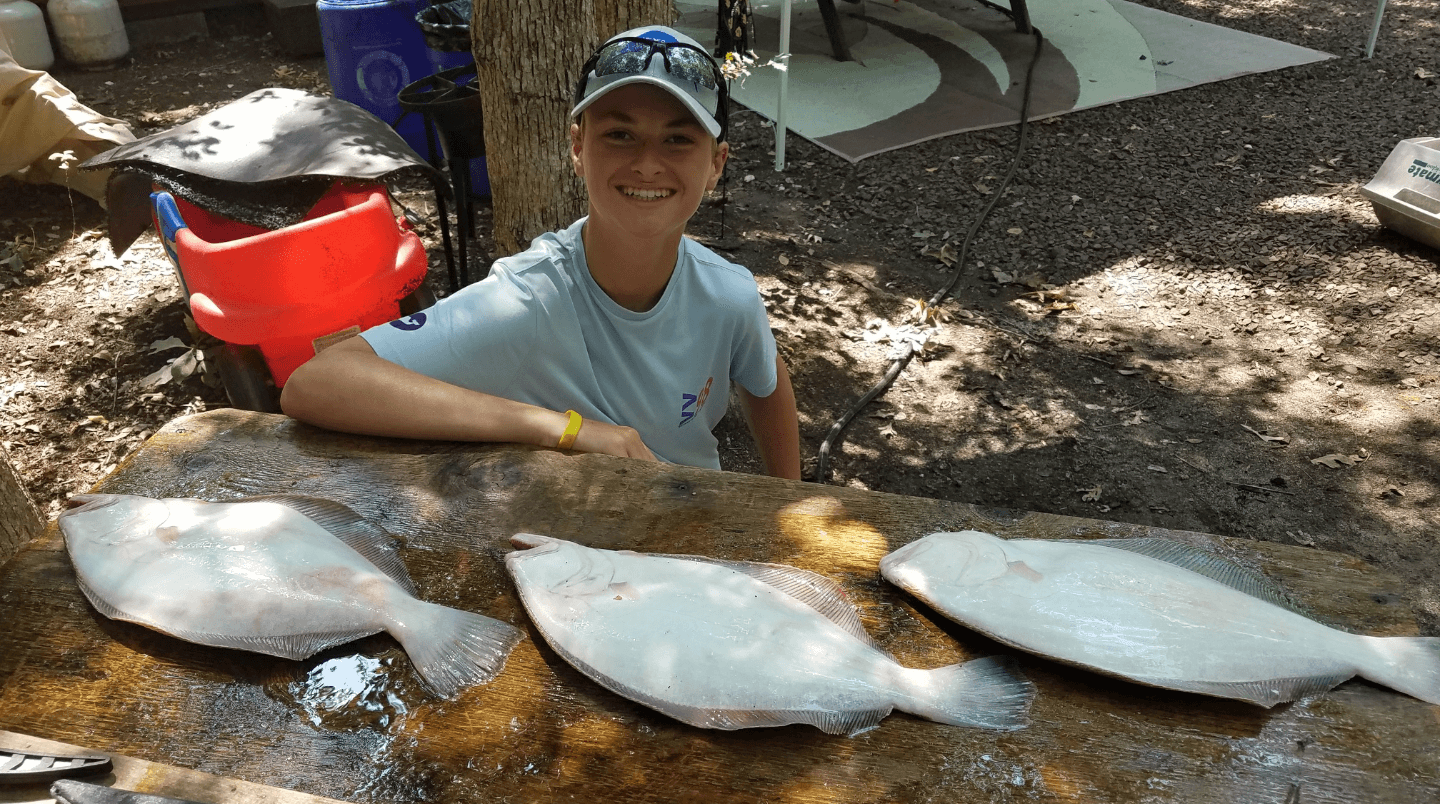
815, 27, 1046, 484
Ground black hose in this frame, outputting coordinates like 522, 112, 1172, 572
815, 27, 1046, 484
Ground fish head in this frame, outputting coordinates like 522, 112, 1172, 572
510, 533, 558, 552
58, 494, 173, 546
881, 530, 1011, 591
506, 533, 615, 597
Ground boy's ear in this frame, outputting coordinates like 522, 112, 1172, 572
706, 141, 730, 192
569, 121, 584, 176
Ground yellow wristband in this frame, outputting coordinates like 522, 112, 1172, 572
557, 409, 583, 450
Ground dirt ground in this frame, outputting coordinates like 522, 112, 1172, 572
2, 0, 1437, 637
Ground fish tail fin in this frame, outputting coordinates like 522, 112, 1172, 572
391, 601, 524, 699
901, 655, 1035, 730
1359, 635, 1440, 706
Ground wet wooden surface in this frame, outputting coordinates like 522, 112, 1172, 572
0, 408, 1436, 804
0, 730, 346, 804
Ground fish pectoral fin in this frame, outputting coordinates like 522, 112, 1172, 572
1066, 538, 1312, 616
242, 495, 418, 596
655, 554, 886, 654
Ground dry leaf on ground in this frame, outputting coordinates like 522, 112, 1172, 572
1242, 424, 1289, 445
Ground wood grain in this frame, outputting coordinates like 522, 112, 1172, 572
0, 730, 347, 804
1, 409, 1436, 804
0, 443, 42, 567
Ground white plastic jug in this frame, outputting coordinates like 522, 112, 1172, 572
47, 0, 128, 68
0, 0, 55, 70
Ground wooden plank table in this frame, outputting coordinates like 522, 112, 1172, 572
0, 731, 346, 804
1, 409, 1435, 803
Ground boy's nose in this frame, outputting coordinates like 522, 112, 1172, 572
630, 143, 665, 177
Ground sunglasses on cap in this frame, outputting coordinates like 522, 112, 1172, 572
573, 36, 729, 141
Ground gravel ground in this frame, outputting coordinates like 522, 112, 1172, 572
1, 0, 1437, 637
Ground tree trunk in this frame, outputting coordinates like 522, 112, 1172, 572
472, 0, 676, 256
1, 444, 43, 566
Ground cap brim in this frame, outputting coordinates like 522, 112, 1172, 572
571, 75, 722, 140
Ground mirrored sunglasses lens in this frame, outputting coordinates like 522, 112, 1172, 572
666, 47, 719, 89
594, 41, 656, 76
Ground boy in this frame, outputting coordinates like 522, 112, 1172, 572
280, 26, 801, 479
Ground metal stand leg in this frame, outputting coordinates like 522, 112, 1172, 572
1365, 0, 1387, 58
776, 0, 791, 172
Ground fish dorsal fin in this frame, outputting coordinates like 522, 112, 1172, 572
1067, 538, 1311, 616
1128, 670, 1355, 708
657, 554, 888, 655
76, 569, 378, 660
239, 495, 418, 596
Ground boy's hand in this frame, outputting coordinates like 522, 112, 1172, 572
568, 419, 658, 462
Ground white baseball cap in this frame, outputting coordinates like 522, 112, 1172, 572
571, 26, 727, 141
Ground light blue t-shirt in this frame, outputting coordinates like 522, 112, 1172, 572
361, 218, 778, 469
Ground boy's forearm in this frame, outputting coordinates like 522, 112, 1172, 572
740, 355, 802, 480
280, 337, 565, 447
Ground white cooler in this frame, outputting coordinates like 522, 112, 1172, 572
1360, 136, 1440, 251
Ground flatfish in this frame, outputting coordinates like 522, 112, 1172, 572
58, 493, 522, 698
880, 531, 1440, 707
504, 533, 1034, 735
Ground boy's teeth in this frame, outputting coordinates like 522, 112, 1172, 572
623, 187, 673, 199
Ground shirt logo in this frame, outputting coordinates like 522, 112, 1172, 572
679, 376, 713, 428
389, 312, 427, 331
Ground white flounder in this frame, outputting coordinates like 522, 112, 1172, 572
59, 493, 522, 698
880, 531, 1440, 707
505, 533, 1034, 735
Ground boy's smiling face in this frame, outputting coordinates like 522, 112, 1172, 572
571, 84, 728, 246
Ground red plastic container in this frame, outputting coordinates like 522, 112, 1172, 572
153, 181, 429, 400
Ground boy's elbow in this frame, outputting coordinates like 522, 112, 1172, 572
280, 335, 373, 420
278, 367, 313, 419
279, 355, 332, 421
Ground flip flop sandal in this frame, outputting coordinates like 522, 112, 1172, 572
0, 747, 112, 785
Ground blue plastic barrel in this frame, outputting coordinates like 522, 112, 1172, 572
317, 0, 488, 195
